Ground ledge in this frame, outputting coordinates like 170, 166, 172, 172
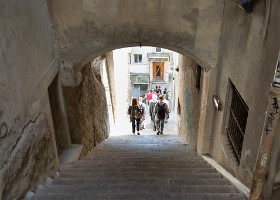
202, 155, 250, 198
59, 144, 83, 166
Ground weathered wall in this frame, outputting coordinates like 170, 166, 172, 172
63, 87, 82, 144
270, 120, 280, 200
48, 74, 71, 153
209, 0, 280, 189
105, 52, 116, 122
261, 1, 280, 198
175, 55, 202, 148
77, 64, 110, 156
49, 0, 223, 86
63, 58, 110, 152
0, 1, 60, 199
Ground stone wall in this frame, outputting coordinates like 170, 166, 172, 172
0, 1, 60, 199
63, 87, 82, 144
77, 63, 110, 156
175, 55, 202, 148
48, 74, 72, 154
63, 59, 110, 156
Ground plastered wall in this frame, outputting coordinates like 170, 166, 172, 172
0, 1, 60, 199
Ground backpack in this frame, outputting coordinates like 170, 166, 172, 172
128, 106, 142, 119
139, 104, 145, 115
157, 103, 166, 119
134, 106, 142, 119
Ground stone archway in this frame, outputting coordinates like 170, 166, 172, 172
48, 0, 223, 83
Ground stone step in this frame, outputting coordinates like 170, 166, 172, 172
84, 155, 199, 159
33, 133, 246, 200
59, 172, 221, 179
40, 184, 238, 194
34, 192, 246, 200
83, 154, 201, 160
82, 156, 204, 161
61, 167, 216, 174
53, 178, 229, 186
71, 161, 212, 169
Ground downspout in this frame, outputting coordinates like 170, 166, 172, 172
250, 51, 280, 199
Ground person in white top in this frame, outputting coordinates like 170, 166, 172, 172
138, 97, 146, 130
163, 95, 170, 112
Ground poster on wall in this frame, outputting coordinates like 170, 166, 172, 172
273, 52, 280, 88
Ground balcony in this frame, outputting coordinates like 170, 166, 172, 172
130, 73, 149, 85
147, 53, 170, 61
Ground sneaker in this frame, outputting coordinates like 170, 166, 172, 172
137, 132, 140, 135
157, 131, 160, 135
132, 132, 135, 134
160, 131, 163, 134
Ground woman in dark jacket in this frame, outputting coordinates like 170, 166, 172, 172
127, 98, 142, 135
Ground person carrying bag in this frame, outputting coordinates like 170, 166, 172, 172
127, 98, 142, 135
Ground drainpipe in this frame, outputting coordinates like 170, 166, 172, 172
249, 85, 280, 198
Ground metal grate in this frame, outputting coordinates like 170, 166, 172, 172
227, 82, 248, 164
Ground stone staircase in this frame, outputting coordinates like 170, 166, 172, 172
33, 134, 247, 200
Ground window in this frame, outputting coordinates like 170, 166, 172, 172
134, 54, 142, 63
128, 53, 131, 64
225, 80, 249, 165
156, 47, 162, 52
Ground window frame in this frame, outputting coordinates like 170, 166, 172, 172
134, 54, 142, 63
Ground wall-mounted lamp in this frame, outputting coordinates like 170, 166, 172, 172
175, 67, 179, 72
213, 95, 222, 111
236, 0, 254, 13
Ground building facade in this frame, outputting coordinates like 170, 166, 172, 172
127, 46, 175, 97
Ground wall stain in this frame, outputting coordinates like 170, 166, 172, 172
183, 88, 192, 135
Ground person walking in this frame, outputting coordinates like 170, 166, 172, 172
163, 94, 170, 113
146, 90, 153, 105
138, 97, 146, 130
149, 93, 157, 121
158, 86, 162, 94
154, 95, 169, 135
127, 98, 142, 135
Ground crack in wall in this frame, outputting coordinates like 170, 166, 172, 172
10, 112, 41, 153
3, 112, 42, 168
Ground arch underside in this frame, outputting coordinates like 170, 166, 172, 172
49, 0, 223, 73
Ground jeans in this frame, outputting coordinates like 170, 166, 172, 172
131, 117, 140, 133
156, 118, 165, 132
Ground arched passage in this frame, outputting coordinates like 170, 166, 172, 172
59, 45, 214, 162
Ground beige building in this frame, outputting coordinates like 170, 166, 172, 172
125, 46, 175, 97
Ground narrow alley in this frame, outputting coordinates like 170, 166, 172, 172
2, 1, 280, 199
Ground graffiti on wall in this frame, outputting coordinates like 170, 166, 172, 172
265, 97, 279, 135
0, 110, 8, 139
